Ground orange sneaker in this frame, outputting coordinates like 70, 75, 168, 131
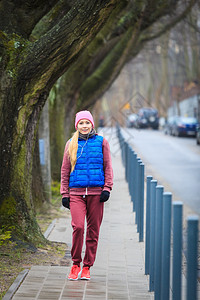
80, 267, 90, 280
68, 265, 81, 280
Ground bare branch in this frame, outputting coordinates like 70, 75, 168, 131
184, 17, 200, 33
140, 0, 197, 43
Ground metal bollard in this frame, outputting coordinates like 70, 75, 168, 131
125, 142, 128, 182
122, 138, 125, 165
126, 144, 129, 182
130, 149, 135, 203
134, 157, 139, 224
136, 158, 142, 230
128, 145, 132, 196
154, 185, 164, 300
127, 145, 130, 187
149, 179, 157, 292
161, 192, 172, 300
172, 202, 183, 300
139, 163, 145, 242
137, 159, 141, 231
132, 152, 137, 212
124, 140, 126, 178
121, 136, 125, 166
145, 175, 153, 275
186, 215, 199, 300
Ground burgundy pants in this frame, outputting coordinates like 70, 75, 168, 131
70, 194, 104, 267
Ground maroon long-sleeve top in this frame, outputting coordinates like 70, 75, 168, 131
60, 136, 113, 198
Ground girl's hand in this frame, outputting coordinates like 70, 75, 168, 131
62, 197, 70, 209
100, 191, 110, 202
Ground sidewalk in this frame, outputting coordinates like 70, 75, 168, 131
11, 128, 153, 300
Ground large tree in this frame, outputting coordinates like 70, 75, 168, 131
0, 0, 196, 244
0, 0, 117, 243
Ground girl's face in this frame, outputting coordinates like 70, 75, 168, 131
77, 119, 92, 134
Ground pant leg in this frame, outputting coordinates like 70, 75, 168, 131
70, 195, 87, 265
83, 194, 104, 267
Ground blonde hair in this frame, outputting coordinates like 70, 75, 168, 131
67, 130, 79, 173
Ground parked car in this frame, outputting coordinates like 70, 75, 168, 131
136, 108, 159, 129
171, 116, 197, 137
164, 116, 179, 135
126, 113, 138, 128
196, 124, 200, 145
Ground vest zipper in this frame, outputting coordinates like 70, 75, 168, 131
83, 187, 87, 198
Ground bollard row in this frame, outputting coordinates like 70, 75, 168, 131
117, 127, 144, 242
117, 126, 199, 300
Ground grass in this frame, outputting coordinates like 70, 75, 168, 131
0, 181, 71, 299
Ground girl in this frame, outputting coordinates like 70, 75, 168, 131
60, 110, 113, 280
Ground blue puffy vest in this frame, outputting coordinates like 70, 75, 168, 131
69, 135, 104, 188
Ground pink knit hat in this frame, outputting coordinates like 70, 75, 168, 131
75, 110, 94, 129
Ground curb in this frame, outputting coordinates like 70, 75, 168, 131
2, 269, 29, 300
43, 218, 57, 239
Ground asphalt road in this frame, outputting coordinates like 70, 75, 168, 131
121, 127, 200, 215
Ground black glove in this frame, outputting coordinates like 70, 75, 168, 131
62, 197, 70, 209
100, 191, 110, 202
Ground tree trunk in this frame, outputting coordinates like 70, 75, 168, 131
49, 83, 66, 181
0, 68, 47, 243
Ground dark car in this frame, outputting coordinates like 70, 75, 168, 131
196, 124, 200, 145
171, 116, 197, 137
136, 108, 159, 129
126, 113, 138, 128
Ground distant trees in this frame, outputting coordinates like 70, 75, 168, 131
118, 3, 200, 118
